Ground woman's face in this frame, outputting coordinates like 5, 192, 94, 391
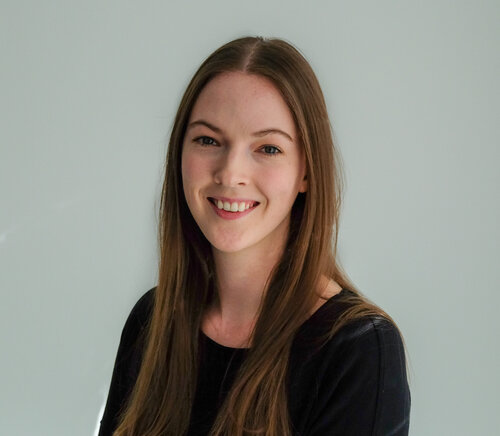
181, 71, 307, 256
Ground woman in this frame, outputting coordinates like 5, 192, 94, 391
98, 36, 411, 436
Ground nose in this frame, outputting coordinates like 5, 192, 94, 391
213, 148, 249, 187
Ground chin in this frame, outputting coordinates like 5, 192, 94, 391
209, 240, 250, 254
205, 233, 253, 254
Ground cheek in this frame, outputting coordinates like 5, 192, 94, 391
261, 163, 303, 198
182, 152, 209, 186
181, 153, 195, 180
181, 153, 198, 208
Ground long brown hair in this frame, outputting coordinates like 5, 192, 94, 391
113, 36, 410, 436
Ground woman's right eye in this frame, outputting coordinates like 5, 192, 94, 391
194, 136, 217, 146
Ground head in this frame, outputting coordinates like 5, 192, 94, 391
164, 36, 341, 275
181, 71, 307, 259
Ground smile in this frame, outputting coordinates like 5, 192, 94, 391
207, 197, 259, 220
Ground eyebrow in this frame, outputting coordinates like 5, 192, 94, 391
187, 119, 294, 142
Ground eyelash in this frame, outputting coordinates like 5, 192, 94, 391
193, 136, 282, 157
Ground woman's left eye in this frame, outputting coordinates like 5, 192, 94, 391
261, 145, 281, 156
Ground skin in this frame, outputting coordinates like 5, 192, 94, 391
181, 71, 340, 347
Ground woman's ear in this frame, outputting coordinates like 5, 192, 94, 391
299, 174, 307, 193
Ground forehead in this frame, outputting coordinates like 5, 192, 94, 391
188, 72, 297, 139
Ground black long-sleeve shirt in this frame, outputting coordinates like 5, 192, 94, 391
98, 287, 411, 435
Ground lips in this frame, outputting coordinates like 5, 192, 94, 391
208, 197, 260, 213
206, 196, 260, 220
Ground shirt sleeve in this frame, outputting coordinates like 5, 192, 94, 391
98, 289, 153, 436
307, 318, 411, 436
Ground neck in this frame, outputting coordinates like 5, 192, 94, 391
209, 236, 286, 330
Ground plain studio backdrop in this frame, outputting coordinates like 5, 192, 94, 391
1, 1, 498, 435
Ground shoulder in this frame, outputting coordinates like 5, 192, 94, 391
338, 316, 405, 351
308, 312, 407, 368
306, 286, 407, 357
128, 286, 155, 323
327, 316, 408, 383
113, 287, 156, 380
315, 308, 408, 384
293, 288, 409, 377
98, 287, 156, 434
334, 317, 411, 432
119, 286, 156, 349
296, 315, 411, 435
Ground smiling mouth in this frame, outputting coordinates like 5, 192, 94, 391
208, 197, 259, 213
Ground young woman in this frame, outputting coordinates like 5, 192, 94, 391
98, 36, 411, 436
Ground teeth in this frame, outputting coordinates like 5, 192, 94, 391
213, 199, 255, 212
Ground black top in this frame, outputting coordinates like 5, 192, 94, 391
98, 287, 411, 435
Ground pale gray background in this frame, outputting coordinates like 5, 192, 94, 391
1, 1, 498, 435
